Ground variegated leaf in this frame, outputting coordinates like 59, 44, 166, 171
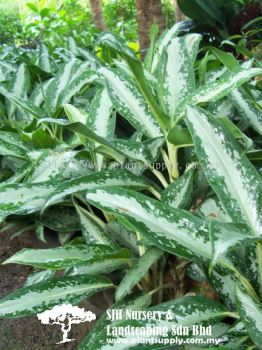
85, 187, 233, 267
87, 87, 113, 170
24, 270, 55, 287
47, 113, 163, 165
209, 269, 237, 310
198, 197, 232, 223
0, 170, 149, 218
161, 169, 194, 209
0, 275, 113, 318
172, 68, 262, 124
151, 21, 195, 72
3, 244, 131, 270
98, 67, 162, 137
44, 169, 150, 209
194, 68, 262, 105
78, 293, 151, 349
186, 105, 262, 236
236, 284, 262, 349
30, 78, 54, 107
45, 60, 96, 115
65, 248, 133, 276
115, 247, 163, 301
74, 203, 116, 246
36, 43, 52, 73
0, 86, 43, 118
230, 88, 262, 136
158, 34, 201, 118
97, 32, 169, 131
39, 205, 80, 232
79, 295, 228, 350
0, 131, 32, 159
7, 63, 30, 119
0, 61, 16, 82
26, 150, 78, 183
210, 222, 258, 267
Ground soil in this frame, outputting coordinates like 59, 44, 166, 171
0, 230, 114, 350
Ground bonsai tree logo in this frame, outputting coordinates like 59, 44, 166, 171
37, 304, 96, 344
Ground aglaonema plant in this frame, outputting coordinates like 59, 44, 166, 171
0, 20, 262, 349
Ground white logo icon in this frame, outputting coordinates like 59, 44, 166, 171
37, 304, 96, 344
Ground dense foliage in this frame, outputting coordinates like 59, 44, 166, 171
0, 15, 261, 348
0, 0, 262, 349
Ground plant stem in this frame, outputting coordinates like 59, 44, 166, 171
136, 231, 146, 256
148, 187, 161, 200
236, 336, 249, 346
167, 142, 179, 179
150, 166, 168, 188
256, 242, 262, 298
223, 311, 240, 319
158, 256, 167, 304
161, 149, 173, 182
149, 283, 174, 296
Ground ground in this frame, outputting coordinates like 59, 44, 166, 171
0, 230, 113, 350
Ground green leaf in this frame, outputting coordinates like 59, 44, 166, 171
205, 46, 239, 71
39, 205, 81, 232
0, 61, 16, 82
186, 105, 262, 236
194, 68, 262, 105
6, 63, 30, 120
210, 222, 258, 268
66, 248, 133, 276
172, 68, 262, 124
161, 169, 194, 209
78, 292, 151, 349
0, 170, 149, 218
3, 243, 131, 270
209, 268, 237, 310
45, 60, 96, 115
198, 197, 232, 223
26, 2, 39, 13
81, 295, 228, 350
230, 87, 262, 136
97, 32, 169, 131
236, 283, 262, 349
30, 78, 54, 107
115, 248, 164, 301
26, 150, 78, 183
74, 203, 115, 246
152, 21, 194, 72
98, 67, 162, 137
158, 34, 201, 118
44, 169, 150, 209
177, 0, 225, 26
144, 22, 159, 72
50, 112, 164, 165
24, 270, 55, 287
87, 87, 113, 170
85, 187, 232, 267
0, 86, 43, 118
36, 43, 52, 73
0, 275, 113, 318
168, 116, 249, 146
0, 131, 32, 159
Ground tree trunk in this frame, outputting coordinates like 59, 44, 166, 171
174, 0, 186, 22
89, 0, 106, 31
136, 0, 165, 55
59, 323, 73, 344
